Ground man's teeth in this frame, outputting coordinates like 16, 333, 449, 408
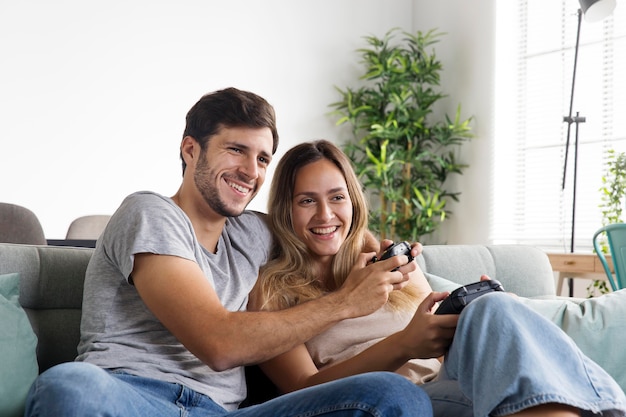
312, 226, 338, 235
227, 181, 250, 194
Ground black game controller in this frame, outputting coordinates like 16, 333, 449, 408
435, 279, 504, 315
379, 241, 414, 262
375, 241, 413, 271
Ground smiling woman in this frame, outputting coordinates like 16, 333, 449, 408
256, 139, 414, 304
249, 139, 626, 417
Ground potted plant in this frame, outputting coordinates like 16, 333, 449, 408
329, 28, 473, 243
599, 149, 626, 231
588, 149, 626, 296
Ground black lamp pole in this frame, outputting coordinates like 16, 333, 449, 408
561, 9, 586, 297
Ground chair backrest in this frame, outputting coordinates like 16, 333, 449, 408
65, 215, 111, 239
592, 223, 626, 291
0, 202, 47, 245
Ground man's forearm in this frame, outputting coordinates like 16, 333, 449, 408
205, 291, 351, 371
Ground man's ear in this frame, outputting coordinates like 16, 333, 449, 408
180, 136, 199, 167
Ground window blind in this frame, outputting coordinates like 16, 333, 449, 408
493, 0, 626, 252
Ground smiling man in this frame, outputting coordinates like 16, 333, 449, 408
24, 87, 431, 417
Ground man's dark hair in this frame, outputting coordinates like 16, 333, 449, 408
180, 87, 279, 174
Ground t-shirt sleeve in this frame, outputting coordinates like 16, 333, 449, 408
100, 192, 198, 283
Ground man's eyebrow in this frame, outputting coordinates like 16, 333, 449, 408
225, 141, 272, 160
224, 140, 248, 149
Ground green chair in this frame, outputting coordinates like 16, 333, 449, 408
592, 223, 626, 291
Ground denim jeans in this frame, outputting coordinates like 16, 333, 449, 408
422, 293, 626, 417
25, 362, 432, 417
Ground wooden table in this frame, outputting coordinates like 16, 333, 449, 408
546, 252, 612, 296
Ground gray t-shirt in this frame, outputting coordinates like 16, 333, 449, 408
76, 191, 272, 411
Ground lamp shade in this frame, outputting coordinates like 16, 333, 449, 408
579, 0, 616, 22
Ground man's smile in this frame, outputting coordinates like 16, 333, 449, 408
225, 178, 254, 196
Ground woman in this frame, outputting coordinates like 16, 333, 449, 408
249, 139, 626, 417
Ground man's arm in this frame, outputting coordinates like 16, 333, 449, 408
132, 251, 412, 371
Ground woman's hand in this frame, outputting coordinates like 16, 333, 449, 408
397, 292, 459, 359
480, 274, 517, 297
377, 239, 423, 276
379, 239, 423, 256
409, 241, 423, 259
336, 251, 414, 318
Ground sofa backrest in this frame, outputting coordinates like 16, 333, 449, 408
0, 242, 556, 376
416, 244, 557, 298
0, 243, 93, 372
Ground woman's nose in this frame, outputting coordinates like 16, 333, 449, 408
316, 202, 333, 220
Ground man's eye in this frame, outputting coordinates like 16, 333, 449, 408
259, 156, 270, 165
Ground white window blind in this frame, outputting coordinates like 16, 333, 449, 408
493, 0, 626, 252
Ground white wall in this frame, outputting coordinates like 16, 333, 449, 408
413, 0, 496, 244
1, 0, 496, 244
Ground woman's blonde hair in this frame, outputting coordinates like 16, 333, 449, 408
258, 140, 419, 312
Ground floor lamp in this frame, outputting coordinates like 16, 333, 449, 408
561, 0, 616, 296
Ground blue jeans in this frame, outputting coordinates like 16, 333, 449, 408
25, 362, 432, 417
422, 293, 626, 417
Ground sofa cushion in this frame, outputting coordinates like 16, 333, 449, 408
0, 272, 38, 417
424, 272, 461, 293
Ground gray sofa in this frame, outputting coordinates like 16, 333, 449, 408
1, 242, 625, 410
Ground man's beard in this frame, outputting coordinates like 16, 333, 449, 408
194, 154, 255, 217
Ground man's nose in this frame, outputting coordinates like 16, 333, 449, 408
239, 156, 259, 179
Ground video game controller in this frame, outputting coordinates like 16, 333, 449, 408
379, 241, 414, 262
435, 279, 504, 315
375, 241, 413, 271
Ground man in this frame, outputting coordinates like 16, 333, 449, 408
25, 87, 431, 416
